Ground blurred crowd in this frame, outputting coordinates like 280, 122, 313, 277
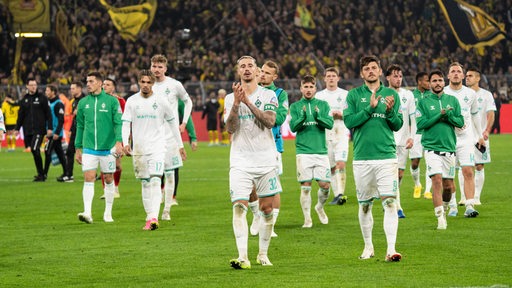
0, 0, 511, 102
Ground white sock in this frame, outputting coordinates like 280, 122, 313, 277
300, 186, 312, 221
382, 198, 398, 255
339, 168, 346, 195
475, 169, 484, 201
82, 182, 95, 216
317, 187, 329, 207
258, 210, 273, 256
458, 169, 466, 202
358, 202, 374, 250
104, 181, 115, 217
330, 169, 340, 197
272, 208, 280, 227
465, 198, 475, 210
411, 167, 420, 186
425, 172, 432, 192
163, 171, 175, 211
449, 192, 457, 208
232, 203, 248, 261
141, 180, 152, 220
396, 187, 402, 210
150, 177, 162, 219
435, 205, 444, 218
248, 200, 260, 217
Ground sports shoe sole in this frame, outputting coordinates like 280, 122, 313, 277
464, 211, 479, 218
385, 253, 402, 262
230, 259, 251, 269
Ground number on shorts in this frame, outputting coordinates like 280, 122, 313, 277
269, 177, 277, 191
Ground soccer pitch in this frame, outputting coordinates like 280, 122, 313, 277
1, 135, 511, 288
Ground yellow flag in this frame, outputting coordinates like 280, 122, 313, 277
99, 0, 158, 41
438, 0, 507, 55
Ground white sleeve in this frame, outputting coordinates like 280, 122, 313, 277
121, 100, 132, 146
164, 101, 184, 148
122, 121, 131, 146
0, 110, 5, 132
408, 92, 417, 138
223, 94, 234, 123
471, 95, 483, 138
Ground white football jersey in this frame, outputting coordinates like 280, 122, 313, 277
224, 86, 278, 170
315, 87, 349, 142
122, 92, 177, 155
153, 76, 191, 145
444, 85, 480, 141
393, 88, 416, 146
475, 88, 496, 133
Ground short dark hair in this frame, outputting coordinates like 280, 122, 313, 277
415, 72, 428, 83
301, 75, 316, 85
26, 78, 37, 84
104, 78, 117, 86
71, 81, 83, 88
46, 84, 58, 94
87, 71, 103, 82
429, 70, 444, 80
385, 64, 402, 77
359, 55, 380, 70
467, 67, 481, 75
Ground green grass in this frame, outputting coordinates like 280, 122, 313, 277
1, 135, 511, 288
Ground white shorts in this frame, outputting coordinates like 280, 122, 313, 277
424, 150, 456, 179
229, 167, 282, 202
132, 152, 165, 179
82, 153, 116, 173
296, 154, 331, 183
396, 146, 408, 170
456, 139, 475, 167
474, 139, 491, 164
353, 160, 398, 202
409, 134, 423, 159
164, 144, 183, 171
277, 152, 283, 175
327, 139, 349, 167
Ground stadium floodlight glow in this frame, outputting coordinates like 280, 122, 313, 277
14, 32, 43, 38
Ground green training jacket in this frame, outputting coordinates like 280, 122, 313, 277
75, 90, 122, 151
289, 97, 333, 155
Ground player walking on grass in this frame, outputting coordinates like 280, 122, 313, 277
122, 70, 182, 230
343, 55, 403, 262
75, 71, 123, 224
464, 67, 495, 205
249, 60, 289, 238
385, 64, 417, 218
99, 78, 125, 199
410, 72, 433, 199
444, 62, 483, 218
290, 75, 333, 228
416, 70, 464, 230
224, 55, 281, 269
150, 54, 190, 221
315, 67, 349, 206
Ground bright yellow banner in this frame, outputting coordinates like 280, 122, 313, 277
8, 0, 51, 33
99, 0, 158, 41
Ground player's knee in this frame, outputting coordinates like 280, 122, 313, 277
382, 197, 396, 210
359, 201, 373, 213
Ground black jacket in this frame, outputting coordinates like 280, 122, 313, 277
15, 91, 52, 136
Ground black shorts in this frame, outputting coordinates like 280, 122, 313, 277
5, 124, 16, 131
